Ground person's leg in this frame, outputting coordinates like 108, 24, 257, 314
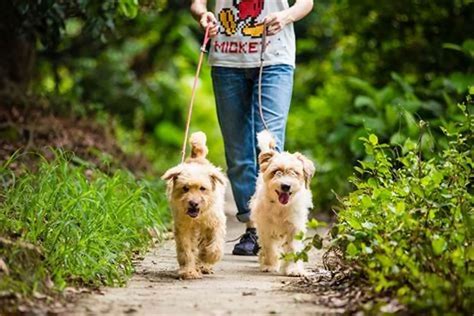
251, 64, 294, 151
212, 66, 261, 256
211, 66, 257, 224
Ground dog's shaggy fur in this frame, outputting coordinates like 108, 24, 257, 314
250, 130, 315, 276
162, 132, 226, 280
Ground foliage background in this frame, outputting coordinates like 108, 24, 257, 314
0, 0, 473, 313
6, 0, 470, 211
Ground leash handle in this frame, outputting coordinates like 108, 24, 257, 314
201, 22, 212, 52
181, 24, 212, 163
258, 24, 270, 131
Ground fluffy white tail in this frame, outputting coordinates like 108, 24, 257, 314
189, 131, 208, 159
257, 130, 276, 152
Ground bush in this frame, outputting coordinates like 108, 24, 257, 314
0, 153, 170, 296
289, 0, 473, 212
288, 70, 471, 211
330, 104, 473, 313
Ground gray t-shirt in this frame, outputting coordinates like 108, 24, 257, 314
209, 0, 296, 68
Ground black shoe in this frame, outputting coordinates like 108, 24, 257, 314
232, 228, 260, 256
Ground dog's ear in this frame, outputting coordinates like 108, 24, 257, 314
294, 153, 315, 189
161, 165, 183, 182
259, 151, 275, 173
209, 168, 226, 189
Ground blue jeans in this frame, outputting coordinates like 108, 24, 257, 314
211, 64, 294, 222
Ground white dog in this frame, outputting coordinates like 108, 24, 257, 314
162, 132, 226, 280
250, 130, 315, 276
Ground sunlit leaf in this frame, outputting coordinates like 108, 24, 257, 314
432, 237, 447, 255
369, 134, 378, 145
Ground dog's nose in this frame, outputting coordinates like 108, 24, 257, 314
188, 201, 199, 208
281, 184, 291, 192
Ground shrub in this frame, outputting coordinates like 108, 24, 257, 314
288, 69, 472, 212
330, 104, 473, 313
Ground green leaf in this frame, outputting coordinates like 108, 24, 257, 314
369, 134, 378, 145
442, 43, 463, 52
390, 132, 406, 146
376, 254, 393, 268
354, 95, 376, 111
345, 216, 363, 230
346, 243, 359, 256
119, 0, 139, 18
298, 251, 309, 262
467, 246, 474, 261
281, 253, 296, 262
462, 39, 474, 53
361, 196, 373, 208
307, 218, 327, 229
447, 72, 474, 94
432, 237, 447, 256
311, 234, 323, 249
395, 201, 405, 213
294, 231, 305, 241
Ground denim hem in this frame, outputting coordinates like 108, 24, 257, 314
236, 212, 251, 223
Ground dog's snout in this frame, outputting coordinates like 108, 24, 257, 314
188, 200, 199, 208
281, 184, 291, 192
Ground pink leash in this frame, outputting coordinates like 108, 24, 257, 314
258, 24, 269, 131
180, 25, 212, 163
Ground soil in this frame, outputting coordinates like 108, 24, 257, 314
0, 104, 150, 174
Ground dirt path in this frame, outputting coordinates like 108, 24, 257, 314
68, 199, 336, 315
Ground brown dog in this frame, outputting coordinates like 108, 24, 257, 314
162, 132, 226, 279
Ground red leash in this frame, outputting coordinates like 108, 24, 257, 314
180, 25, 212, 163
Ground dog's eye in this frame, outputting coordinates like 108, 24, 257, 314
274, 170, 283, 177
183, 186, 189, 193
290, 170, 301, 177
200, 186, 206, 191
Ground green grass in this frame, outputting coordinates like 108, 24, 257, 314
0, 152, 171, 296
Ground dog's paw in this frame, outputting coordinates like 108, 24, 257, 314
178, 268, 202, 280
199, 265, 214, 275
260, 265, 279, 273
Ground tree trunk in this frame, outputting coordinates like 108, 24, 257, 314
0, 2, 36, 92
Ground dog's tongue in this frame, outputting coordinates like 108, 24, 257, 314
187, 209, 199, 218
278, 192, 290, 205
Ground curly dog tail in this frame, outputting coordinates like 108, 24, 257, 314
257, 130, 276, 152
189, 131, 209, 159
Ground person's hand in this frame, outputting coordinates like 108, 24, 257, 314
264, 11, 294, 36
199, 12, 218, 37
